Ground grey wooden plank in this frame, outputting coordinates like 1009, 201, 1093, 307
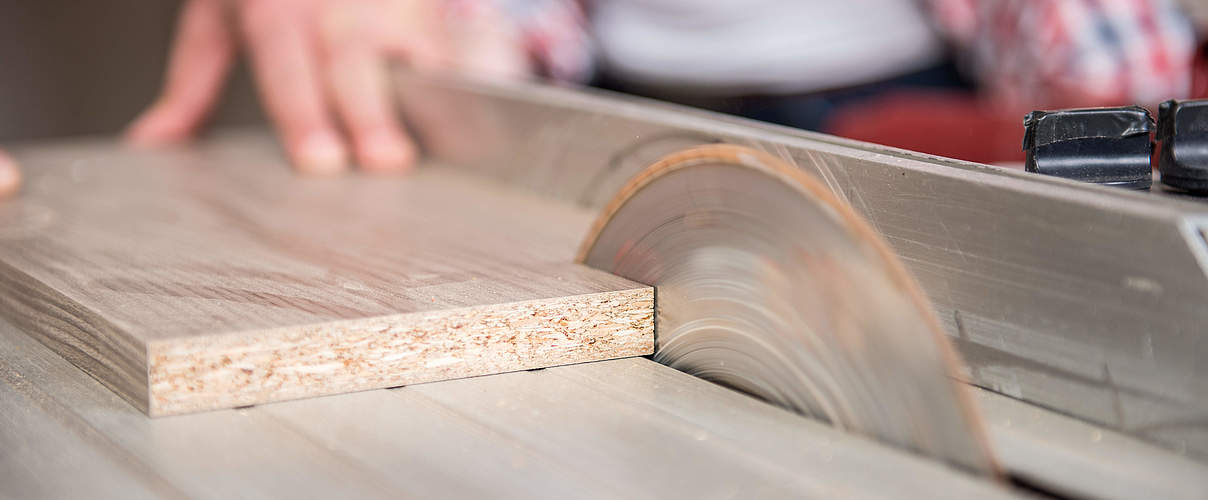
0, 372, 174, 500
260, 387, 625, 500
978, 389, 1208, 500
22, 286, 1188, 499
2, 307, 1023, 500
408, 358, 1024, 500
0, 317, 406, 499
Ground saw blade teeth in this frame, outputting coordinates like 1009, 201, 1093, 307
579, 144, 1001, 476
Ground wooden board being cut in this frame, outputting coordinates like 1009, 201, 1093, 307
0, 132, 653, 415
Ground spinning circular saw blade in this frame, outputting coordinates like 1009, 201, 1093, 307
577, 145, 999, 475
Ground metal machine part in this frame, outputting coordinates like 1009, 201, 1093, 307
396, 71, 1208, 459
1158, 99, 1208, 194
576, 144, 997, 474
1022, 107, 1154, 190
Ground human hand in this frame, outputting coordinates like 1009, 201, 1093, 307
126, 0, 530, 174
0, 149, 20, 198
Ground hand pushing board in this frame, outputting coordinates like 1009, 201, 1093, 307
0, 133, 653, 415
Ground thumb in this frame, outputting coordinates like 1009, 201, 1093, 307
0, 149, 22, 198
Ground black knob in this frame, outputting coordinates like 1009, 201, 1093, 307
1157, 99, 1208, 194
1023, 106, 1154, 190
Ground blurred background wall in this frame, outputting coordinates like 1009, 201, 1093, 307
0, 1, 261, 143
1, 0, 1205, 147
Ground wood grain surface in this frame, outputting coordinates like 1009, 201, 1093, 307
0, 314, 1028, 500
0, 133, 652, 415
7, 308, 1198, 499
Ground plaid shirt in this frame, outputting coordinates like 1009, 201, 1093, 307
465, 0, 595, 82
928, 0, 1197, 108
482, 0, 1197, 108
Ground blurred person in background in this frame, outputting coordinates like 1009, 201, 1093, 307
0, 0, 1203, 196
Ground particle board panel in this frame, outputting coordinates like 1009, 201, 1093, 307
0, 133, 653, 415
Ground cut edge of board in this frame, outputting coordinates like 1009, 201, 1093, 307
146, 287, 654, 416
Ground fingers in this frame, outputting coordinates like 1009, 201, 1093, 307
240, 0, 348, 174
320, 5, 416, 172
325, 45, 417, 172
132, 0, 428, 174
0, 149, 22, 198
127, 0, 235, 146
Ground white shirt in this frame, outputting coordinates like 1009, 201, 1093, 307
591, 0, 945, 95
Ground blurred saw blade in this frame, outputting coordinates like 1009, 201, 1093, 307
577, 144, 999, 475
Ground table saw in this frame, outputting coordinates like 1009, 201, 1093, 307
1, 72, 1206, 499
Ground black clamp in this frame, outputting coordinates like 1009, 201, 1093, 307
1023, 106, 1154, 190
1157, 99, 1208, 194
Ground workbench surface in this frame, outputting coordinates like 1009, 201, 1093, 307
1, 312, 1021, 500
7, 307, 1207, 499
